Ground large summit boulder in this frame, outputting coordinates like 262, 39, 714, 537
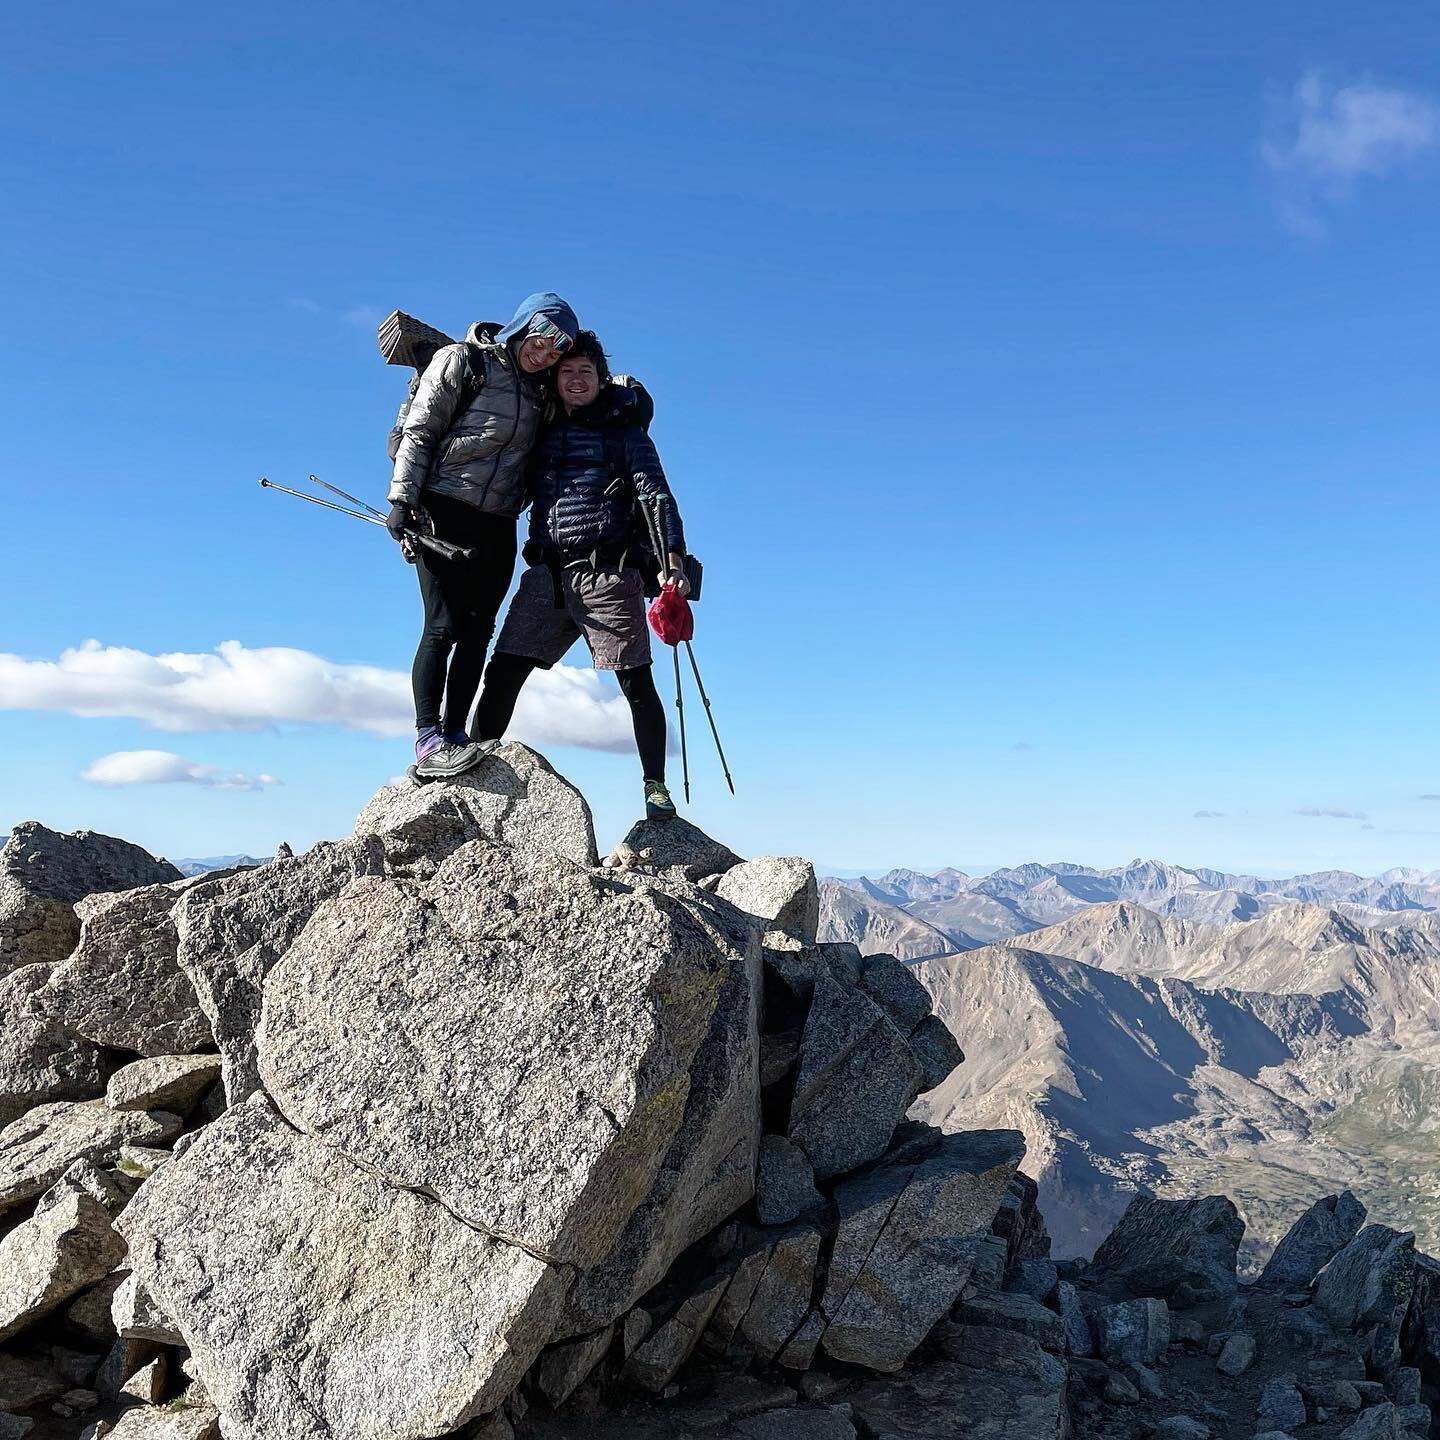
128, 819, 754, 1437
259, 840, 748, 1268
0, 822, 180, 978
118, 1096, 568, 1440
177, 748, 598, 1102
352, 743, 598, 868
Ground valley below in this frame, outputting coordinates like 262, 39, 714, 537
823, 858, 1440, 1267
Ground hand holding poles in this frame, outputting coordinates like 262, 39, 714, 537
637, 491, 735, 798
257, 478, 473, 563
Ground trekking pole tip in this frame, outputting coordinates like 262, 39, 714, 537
259, 476, 271, 487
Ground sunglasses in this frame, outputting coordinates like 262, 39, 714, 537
526, 316, 574, 354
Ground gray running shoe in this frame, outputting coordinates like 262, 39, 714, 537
414, 740, 484, 779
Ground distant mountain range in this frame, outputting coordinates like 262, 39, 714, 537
823, 858, 1440, 956
174, 854, 269, 878
820, 860, 1440, 1269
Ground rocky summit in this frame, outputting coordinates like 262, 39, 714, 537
1, 747, 1440, 1439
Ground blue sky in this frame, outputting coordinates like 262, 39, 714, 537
3, 1, 1439, 876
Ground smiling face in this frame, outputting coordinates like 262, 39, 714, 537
517, 334, 564, 373
555, 353, 602, 411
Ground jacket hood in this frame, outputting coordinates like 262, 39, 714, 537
495, 292, 580, 347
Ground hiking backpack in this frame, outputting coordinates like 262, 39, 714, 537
380, 310, 492, 461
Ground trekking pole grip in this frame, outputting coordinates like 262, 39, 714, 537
414, 532, 474, 563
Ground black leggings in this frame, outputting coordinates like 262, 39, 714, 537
411, 495, 517, 733
475, 653, 668, 781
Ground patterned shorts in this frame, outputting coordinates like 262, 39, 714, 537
494, 563, 652, 671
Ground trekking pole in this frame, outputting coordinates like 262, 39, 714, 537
634, 490, 692, 802
259, 477, 383, 523
682, 641, 735, 795
648, 494, 734, 795
308, 473, 386, 519
257, 479, 474, 563
673, 644, 690, 803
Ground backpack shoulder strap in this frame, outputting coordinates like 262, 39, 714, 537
457, 342, 489, 412
602, 424, 628, 487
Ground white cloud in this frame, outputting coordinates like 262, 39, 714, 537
1296, 807, 1369, 821
1262, 70, 1440, 234
1193, 810, 1225, 819
81, 750, 280, 792
0, 640, 634, 753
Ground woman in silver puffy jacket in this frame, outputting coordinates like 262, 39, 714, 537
384, 292, 579, 779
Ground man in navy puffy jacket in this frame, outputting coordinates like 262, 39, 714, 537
473, 332, 688, 820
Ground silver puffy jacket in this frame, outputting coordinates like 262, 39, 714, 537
387, 322, 544, 516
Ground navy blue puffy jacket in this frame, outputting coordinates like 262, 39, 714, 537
527, 384, 686, 558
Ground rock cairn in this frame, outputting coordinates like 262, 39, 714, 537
2, 747, 1438, 1440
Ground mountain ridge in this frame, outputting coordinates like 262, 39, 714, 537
909, 894, 1440, 1265
824, 856, 1440, 955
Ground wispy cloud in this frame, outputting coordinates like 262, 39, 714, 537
0, 640, 634, 753
341, 304, 387, 332
1296, 807, 1369, 821
1193, 810, 1225, 819
1261, 70, 1440, 236
82, 750, 279, 791
1420, 794, 1440, 802
284, 296, 322, 315
1010, 741, 1034, 753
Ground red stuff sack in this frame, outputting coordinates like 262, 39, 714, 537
647, 583, 694, 645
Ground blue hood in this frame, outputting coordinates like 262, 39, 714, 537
496, 291, 579, 347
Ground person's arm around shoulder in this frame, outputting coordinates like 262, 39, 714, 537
626, 428, 689, 593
